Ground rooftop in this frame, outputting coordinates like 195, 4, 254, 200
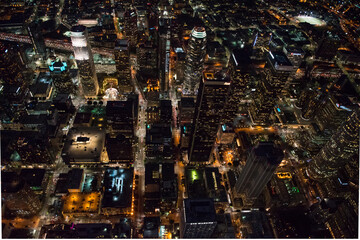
184, 198, 216, 224
62, 127, 105, 162
102, 168, 134, 208
62, 192, 101, 214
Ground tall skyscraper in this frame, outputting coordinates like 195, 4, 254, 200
250, 51, 293, 125
71, 25, 99, 97
188, 71, 230, 164
158, 1, 172, 93
124, 8, 138, 47
27, 20, 46, 59
137, 41, 158, 76
235, 142, 283, 200
114, 39, 133, 94
181, 198, 217, 238
158, 15, 171, 93
222, 49, 254, 125
183, 27, 207, 96
307, 109, 360, 180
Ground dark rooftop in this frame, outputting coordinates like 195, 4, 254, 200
252, 142, 284, 165
184, 198, 216, 223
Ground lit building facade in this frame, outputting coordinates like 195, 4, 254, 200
181, 198, 217, 238
183, 27, 207, 96
307, 109, 360, 180
235, 142, 283, 201
71, 25, 99, 97
222, 49, 254, 125
114, 39, 133, 94
188, 71, 230, 164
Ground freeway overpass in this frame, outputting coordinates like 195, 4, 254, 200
0, 32, 114, 57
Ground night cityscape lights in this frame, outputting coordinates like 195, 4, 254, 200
0, 0, 359, 239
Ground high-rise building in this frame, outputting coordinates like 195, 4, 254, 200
266, 51, 294, 95
158, 0, 172, 93
183, 27, 207, 96
114, 39, 133, 94
307, 109, 360, 180
249, 76, 275, 125
181, 198, 217, 238
124, 8, 138, 47
136, 6, 148, 32
250, 51, 293, 125
222, 49, 254, 125
188, 71, 230, 164
235, 142, 283, 201
71, 25, 99, 98
158, 26, 171, 92
27, 20, 46, 59
137, 41, 158, 76
314, 94, 355, 131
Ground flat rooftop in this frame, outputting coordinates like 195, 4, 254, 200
184, 198, 216, 224
62, 127, 105, 162
102, 168, 134, 208
62, 192, 101, 214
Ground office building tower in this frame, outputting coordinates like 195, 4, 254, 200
124, 8, 138, 47
71, 25, 99, 97
266, 51, 294, 95
179, 97, 195, 126
250, 77, 275, 125
295, 88, 322, 120
137, 41, 158, 75
157, 0, 172, 92
314, 94, 355, 131
307, 109, 360, 180
158, 26, 171, 92
181, 198, 217, 238
114, 39, 133, 94
250, 51, 293, 125
160, 100, 172, 125
106, 100, 135, 139
188, 71, 230, 164
222, 49, 254, 125
183, 27, 207, 96
27, 20, 46, 59
136, 6, 147, 32
235, 142, 283, 200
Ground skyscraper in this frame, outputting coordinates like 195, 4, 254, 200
183, 27, 207, 96
307, 109, 360, 180
222, 49, 254, 125
71, 25, 99, 98
188, 71, 230, 164
124, 8, 138, 47
114, 39, 133, 94
158, 15, 171, 92
250, 51, 293, 125
235, 142, 283, 200
181, 198, 217, 238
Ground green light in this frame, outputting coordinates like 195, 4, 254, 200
147, 125, 150, 129
191, 170, 199, 181
292, 187, 299, 193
